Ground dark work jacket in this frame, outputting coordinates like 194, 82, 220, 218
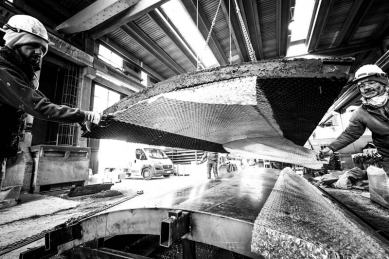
329, 102, 389, 159
0, 47, 86, 158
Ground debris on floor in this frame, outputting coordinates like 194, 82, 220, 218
67, 183, 114, 197
312, 167, 368, 190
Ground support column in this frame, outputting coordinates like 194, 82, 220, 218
182, 239, 196, 259
75, 66, 96, 147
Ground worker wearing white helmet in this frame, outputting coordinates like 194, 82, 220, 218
0, 15, 100, 189
321, 64, 389, 175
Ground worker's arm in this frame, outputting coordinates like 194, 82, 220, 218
0, 67, 86, 123
326, 112, 366, 153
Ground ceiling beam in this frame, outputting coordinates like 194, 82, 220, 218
122, 23, 185, 75
307, 0, 335, 52
98, 36, 165, 81
238, 0, 264, 60
88, 0, 170, 39
56, 0, 141, 34
371, 15, 389, 41
334, 0, 374, 47
181, 0, 228, 65
308, 41, 377, 56
157, 7, 205, 68
36, 0, 73, 18
276, 0, 292, 57
220, 0, 245, 63
148, 10, 197, 69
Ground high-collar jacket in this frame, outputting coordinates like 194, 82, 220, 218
0, 46, 85, 158
329, 102, 389, 159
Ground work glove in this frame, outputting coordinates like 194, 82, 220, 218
319, 147, 333, 160
85, 111, 101, 125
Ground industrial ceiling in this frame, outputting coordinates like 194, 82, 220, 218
2, 0, 388, 82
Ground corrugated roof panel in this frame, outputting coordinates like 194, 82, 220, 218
134, 15, 195, 73
256, 0, 277, 59
350, 25, 379, 44
350, 0, 389, 42
318, 0, 353, 49
107, 28, 175, 79
200, 0, 241, 63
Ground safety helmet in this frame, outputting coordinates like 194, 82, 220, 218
353, 64, 387, 83
2, 15, 52, 45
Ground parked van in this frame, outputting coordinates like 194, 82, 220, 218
128, 147, 174, 180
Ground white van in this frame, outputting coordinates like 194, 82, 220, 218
127, 147, 174, 180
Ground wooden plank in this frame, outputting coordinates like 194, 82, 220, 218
67, 183, 114, 197
181, 0, 228, 65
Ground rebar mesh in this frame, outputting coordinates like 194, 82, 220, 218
57, 62, 80, 146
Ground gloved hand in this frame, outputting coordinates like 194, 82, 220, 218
320, 147, 333, 159
85, 111, 101, 124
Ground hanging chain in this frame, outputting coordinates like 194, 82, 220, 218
233, 0, 257, 62
198, 0, 223, 70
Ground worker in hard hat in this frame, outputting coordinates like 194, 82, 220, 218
0, 15, 100, 189
198, 151, 219, 179
321, 64, 389, 175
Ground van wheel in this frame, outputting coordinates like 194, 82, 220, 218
163, 175, 170, 178
142, 168, 152, 180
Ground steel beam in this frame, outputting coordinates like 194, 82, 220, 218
220, 0, 246, 62
55, 0, 141, 34
181, 0, 228, 65
148, 10, 197, 69
276, 0, 292, 57
121, 23, 185, 75
309, 41, 377, 56
238, 0, 264, 60
57, 208, 261, 259
98, 36, 165, 81
307, 0, 335, 52
89, 0, 170, 39
35, 0, 72, 18
334, 0, 374, 47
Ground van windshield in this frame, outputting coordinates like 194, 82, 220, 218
144, 148, 169, 159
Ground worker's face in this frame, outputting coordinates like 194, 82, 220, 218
18, 43, 45, 67
358, 79, 386, 99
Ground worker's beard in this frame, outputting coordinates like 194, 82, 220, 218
362, 92, 389, 108
15, 47, 41, 69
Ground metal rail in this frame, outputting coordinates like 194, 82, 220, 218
0, 193, 141, 257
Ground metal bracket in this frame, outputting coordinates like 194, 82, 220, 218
160, 210, 190, 247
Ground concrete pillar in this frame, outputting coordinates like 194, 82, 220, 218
75, 66, 96, 147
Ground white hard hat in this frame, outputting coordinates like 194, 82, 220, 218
353, 64, 387, 83
2, 15, 52, 45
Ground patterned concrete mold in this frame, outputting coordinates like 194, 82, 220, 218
84, 59, 352, 168
251, 168, 389, 258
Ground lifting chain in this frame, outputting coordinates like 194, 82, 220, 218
198, 0, 223, 70
233, 0, 257, 62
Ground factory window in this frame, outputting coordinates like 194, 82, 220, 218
98, 44, 123, 70
92, 84, 121, 113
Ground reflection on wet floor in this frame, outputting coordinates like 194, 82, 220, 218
108, 167, 280, 221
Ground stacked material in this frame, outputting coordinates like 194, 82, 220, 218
251, 168, 389, 258
84, 59, 352, 169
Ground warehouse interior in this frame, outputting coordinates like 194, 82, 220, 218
0, 0, 389, 258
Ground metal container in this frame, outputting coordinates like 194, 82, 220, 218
30, 145, 90, 193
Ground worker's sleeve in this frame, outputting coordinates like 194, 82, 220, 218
328, 112, 366, 152
201, 152, 207, 161
0, 67, 86, 123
